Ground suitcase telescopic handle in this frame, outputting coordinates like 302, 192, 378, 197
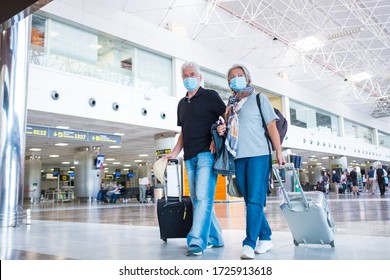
166, 159, 182, 203
175, 161, 182, 203
168, 159, 179, 164
272, 163, 309, 209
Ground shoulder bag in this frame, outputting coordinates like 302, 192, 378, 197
227, 175, 242, 197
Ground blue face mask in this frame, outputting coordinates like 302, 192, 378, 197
229, 76, 247, 92
183, 77, 199, 92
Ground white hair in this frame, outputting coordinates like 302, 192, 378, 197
227, 63, 252, 85
181, 61, 201, 75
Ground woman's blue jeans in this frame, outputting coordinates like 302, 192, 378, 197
235, 155, 272, 249
185, 152, 224, 250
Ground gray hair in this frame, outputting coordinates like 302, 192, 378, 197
227, 63, 252, 85
181, 61, 201, 76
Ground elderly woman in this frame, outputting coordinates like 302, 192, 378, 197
218, 63, 284, 259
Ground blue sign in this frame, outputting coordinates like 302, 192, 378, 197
26, 125, 121, 144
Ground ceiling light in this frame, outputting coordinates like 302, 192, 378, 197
56, 126, 69, 129
114, 133, 125, 136
49, 155, 60, 157
350, 71, 371, 82
328, 26, 363, 40
88, 44, 102, 49
124, 164, 132, 167
134, 160, 143, 162
139, 154, 149, 157
109, 145, 121, 149
55, 143, 68, 146
294, 36, 324, 51
113, 162, 121, 165
105, 158, 115, 161
29, 148, 41, 151
321, 157, 329, 159
62, 162, 70, 164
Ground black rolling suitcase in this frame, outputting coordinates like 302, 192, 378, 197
157, 159, 193, 242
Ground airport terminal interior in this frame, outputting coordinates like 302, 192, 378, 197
1, 0, 390, 262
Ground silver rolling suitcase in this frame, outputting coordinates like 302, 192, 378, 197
273, 163, 335, 247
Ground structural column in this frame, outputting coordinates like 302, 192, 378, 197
0, 17, 30, 227
74, 147, 101, 201
24, 156, 42, 203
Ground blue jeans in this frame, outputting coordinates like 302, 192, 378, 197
107, 193, 118, 203
185, 152, 224, 250
139, 184, 147, 202
235, 155, 272, 249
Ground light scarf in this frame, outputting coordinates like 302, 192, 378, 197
225, 87, 254, 157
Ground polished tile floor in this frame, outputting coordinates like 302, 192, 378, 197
1, 191, 389, 260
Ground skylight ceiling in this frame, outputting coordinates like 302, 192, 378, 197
125, 0, 390, 123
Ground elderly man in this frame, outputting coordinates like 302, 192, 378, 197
166, 61, 226, 256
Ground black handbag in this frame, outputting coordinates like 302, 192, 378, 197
227, 175, 242, 197
211, 123, 235, 176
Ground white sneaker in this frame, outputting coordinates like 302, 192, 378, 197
255, 240, 273, 254
240, 245, 254, 259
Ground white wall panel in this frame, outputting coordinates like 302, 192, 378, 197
283, 125, 388, 162
41, 0, 84, 24
28, 65, 179, 131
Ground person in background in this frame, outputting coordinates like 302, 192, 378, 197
145, 184, 154, 203
138, 177, 149, 203
367, 166, 376, 195
361, 170, 367, 192
376, 164, 387, 197
217, 63, 284, 259
331, 170, 339, 194
166, 61, 226, 256
322, 171, 330, 195
106, 182, 122, 203
340, 171, 348, 194
350, 168, 360, 196
346, 171, 352, 193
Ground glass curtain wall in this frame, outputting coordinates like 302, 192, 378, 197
30, 14, 172, 96
378, 131, 389, 148
202, 68, 282, 108
289, 100, 339, 136
202, 69, 231, 102
344, 119, 374, 144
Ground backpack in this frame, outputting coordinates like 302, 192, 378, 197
256, 93, 288, 151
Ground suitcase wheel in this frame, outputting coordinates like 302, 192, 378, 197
293, 239, 299, 246
330, 240, 335, 247
162, 238, 167, 243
